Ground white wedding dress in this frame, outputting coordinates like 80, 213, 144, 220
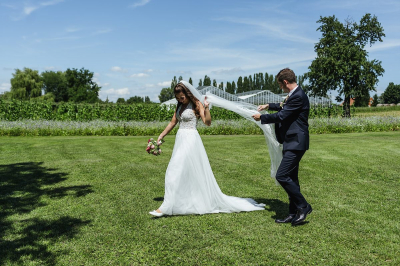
158, 102, 265, 215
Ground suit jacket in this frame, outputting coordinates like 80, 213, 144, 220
260, 86, 309, 151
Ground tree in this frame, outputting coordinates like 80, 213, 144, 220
198, 79, 203, 86
243, 76, 249, 92
41, 70, 68, 102
354, 92, 371, 107
305, 14, 385, 117
189, 77, 193, 85
158, 87, 174, 102
171, 76, 178, 90
218, 82, 223, 90
10, 68, 43, 100
65, 68, 101, 103
372, 94, 379, 107
231, 81, 236, 94
144, 96, 151, 103
237, 77, 243, 93
126, 96, 144, 104
213, 79, 217, 87
226, 81, 233, 94
381, 82, 400, 104
117, 98, 126, 104
203, 75, 211, 86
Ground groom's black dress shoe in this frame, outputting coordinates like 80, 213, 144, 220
275, 214, 296, 223
291, 204, 312, 226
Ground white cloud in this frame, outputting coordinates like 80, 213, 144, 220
0, 83, 11, 93
7, 0, 65, 20
130, 73, 149, 78
103, 88, 130, 96
144, 69, 153, 73
211, 67, 244, 75
92, 28, 112, 35
24, 6, 38, 15
157, 81, 170, 87
367, 39, 400, 52
130, 0, 151, 8
41, 0, 65, 7
111, 66, 128, 73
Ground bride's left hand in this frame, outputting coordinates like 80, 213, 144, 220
204, 97, 210, 109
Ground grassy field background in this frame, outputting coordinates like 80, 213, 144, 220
0, 132, 399, 265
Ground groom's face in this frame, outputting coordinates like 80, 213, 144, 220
279, 81, 290, 93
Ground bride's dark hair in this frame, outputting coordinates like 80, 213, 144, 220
174, 83, 201, 118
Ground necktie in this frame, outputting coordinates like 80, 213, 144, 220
284, 94, 289, 103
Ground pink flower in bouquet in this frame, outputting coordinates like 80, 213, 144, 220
145, 138, 164, 156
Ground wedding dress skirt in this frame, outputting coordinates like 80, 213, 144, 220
159, 128, 265, 215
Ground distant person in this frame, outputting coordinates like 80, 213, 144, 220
252, 68, 312, 226
149, 81, 265, 217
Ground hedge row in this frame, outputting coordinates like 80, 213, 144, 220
0, 100, 351, 121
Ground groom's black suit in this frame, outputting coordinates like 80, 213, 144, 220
260, 86, 310, 214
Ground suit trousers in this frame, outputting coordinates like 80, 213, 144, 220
275, 149, 308, 214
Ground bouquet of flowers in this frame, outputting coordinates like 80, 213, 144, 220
146, 138, 164, 156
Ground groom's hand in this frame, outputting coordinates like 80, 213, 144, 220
252, 113, 261, 121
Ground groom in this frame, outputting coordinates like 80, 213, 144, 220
252, 68, 312, 226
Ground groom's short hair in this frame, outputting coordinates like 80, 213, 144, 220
276, 68, 296, 84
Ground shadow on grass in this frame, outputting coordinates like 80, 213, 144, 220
254, 198, 289, 220
0, 162, 93, 265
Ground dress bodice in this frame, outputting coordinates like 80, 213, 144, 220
177, 102, 198, 130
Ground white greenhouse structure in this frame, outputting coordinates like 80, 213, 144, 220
161, 86, 331, 107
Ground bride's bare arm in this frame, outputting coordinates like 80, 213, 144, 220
158, 113, 178, 144
198, 99, 211, 126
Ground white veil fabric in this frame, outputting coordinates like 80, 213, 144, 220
179, 81, 283, 182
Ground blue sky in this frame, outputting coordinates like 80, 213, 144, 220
1, 0, 399, 103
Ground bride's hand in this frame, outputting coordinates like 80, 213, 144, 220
204, 97, 210, 109
157, 136, 163, 145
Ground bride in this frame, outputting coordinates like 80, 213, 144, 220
149, 81, 265, 217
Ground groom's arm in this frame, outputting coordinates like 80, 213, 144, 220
260, 96, 303, 124
268, 103, 281, 111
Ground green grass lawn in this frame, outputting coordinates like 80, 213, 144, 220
1, 133, 399, 265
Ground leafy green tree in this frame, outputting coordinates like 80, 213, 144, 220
231, 81, 236, 94
117, 98, 126, 104
178, 76, 183, 82
158, 87, 174, 103
65, 68, 101, 103
41, 70, 68, 102
171, 76, 178, 90
372, 94, 379, 107
203, 75, 211, 86
213, 79, 217, 87
305, 14, 385, 117
144, 96, 151, 103
126, 96, 144, 104
354, 92, 371, 107
10, 68, 43, 100
198, 79, 203, 86
381, 82, 400, 104
243, 76, 249, 92
189, 77, 193, 85
218, 82, 223, 90
226, 81, 233, 94
237, 77, 243, 93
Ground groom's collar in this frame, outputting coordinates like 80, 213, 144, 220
288, 86, 298, 97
